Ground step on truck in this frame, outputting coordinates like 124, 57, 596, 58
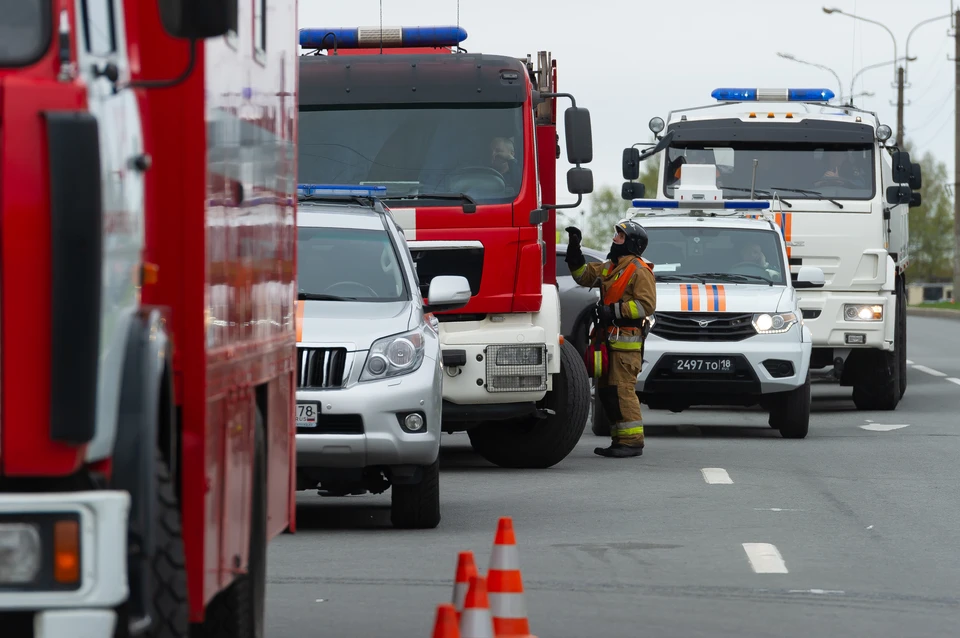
295, 26, 595, 468
0, 1, 298, 636
624, 87, 922, 411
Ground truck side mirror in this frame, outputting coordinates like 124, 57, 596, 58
909, 191, 922, 208
890, 150, 911, 183
567, 167, 594, 195
886, 185, 912, 205
563, 107, 593, 165
621, 181, 645, 200
908, 162, 922, 190
158, 0, 238, 39
622, 147, 640, 180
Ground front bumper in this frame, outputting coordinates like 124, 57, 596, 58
637, 328, 811, 397
797, 290, 895, 351
0, 491, 130, 638
296, 354, 443, 469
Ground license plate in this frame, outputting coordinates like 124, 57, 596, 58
672, 357, 733, 373
296, 402, 319, 427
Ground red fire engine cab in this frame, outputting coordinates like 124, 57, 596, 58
0, 1, 298, 637
296, 25, 594, 469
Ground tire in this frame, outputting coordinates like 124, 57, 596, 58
851, 348, 901, 411
390, 457, 441, 529
145, 450, 189, 638
467, 340, 590, 468
591, 381, 611, 437
569, 313, 594, 359
195, 409, 268, 638
768, 373, 811, 439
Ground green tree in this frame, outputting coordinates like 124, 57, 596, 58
902, 144, 954, 282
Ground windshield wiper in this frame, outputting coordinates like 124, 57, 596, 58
298, 292, 357, 301
768, 186, 843, 209
721, 186, 792, 208
386, 192, 478, 213
656, 274, 707, 283
692, 272, 774, 286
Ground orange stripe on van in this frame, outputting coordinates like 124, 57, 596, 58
295, 301, 304, 342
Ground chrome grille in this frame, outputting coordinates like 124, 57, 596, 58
297, 347, 347, 388
651, 312, 756, 342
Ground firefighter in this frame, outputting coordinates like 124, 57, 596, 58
565, 220, 657, 458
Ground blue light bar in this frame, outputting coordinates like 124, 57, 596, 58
299, 26, 468, 50
631, 199, 770, 210
297, 184, 387, 197
711, 88, 836, 102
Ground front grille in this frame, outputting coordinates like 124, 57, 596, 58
651, 312, 756, 342
408, 246, 484, 299
297, 347, 347, 388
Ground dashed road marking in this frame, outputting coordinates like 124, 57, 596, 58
701, 468, 733, 484
912, 364, 946, 377
947, 378, 960, 387
742, 543, 788, 574
860, 423, 910, 432
906, 359, 914, 365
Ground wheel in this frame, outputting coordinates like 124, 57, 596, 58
897, 278, 907, 398
144, 449, 189, 638
591, 382, 611, 437
390, 457, 441, 529
569, 313, 592, 359
467, 341, 590, 468
768, 373, 811, 439
851, 347, 901, 411
195, 408, 268, 638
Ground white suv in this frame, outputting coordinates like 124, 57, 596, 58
294, 186, 471, 528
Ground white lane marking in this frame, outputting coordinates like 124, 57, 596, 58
742, 543, 788, 574
788, 589, 844, 595
906, 359, 914, 365
701, 468, 733, 484
860, 423, 910, 432
754, 508, 804, 512
947, 378, 960, 387
912, 364, 947, 377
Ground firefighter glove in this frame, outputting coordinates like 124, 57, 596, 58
566, 226, 582, 246
598, 303, 618, 324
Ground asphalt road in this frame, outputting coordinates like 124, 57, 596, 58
266, 316, 960, 638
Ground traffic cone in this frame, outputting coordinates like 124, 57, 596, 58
432, 603, 461, 638
487, 517, 533, 637
453, 551, 479, 619
459, 575, 494, 638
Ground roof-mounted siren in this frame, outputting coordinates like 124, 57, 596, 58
299, 26, 468, 52
710, 88, 836, 102
630, 164, 770, 217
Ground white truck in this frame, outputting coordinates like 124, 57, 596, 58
622, 87, 922, 411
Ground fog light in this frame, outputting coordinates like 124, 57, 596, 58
845, 333, 866, 345
0, 523, 42, 584
404, 413, 424, 432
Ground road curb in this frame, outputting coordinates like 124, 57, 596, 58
907, 307, 960, 322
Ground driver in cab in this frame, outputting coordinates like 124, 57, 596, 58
734, 242, 781, 282
489, 136, 520, 190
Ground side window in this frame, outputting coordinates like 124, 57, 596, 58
253, 0, 266, 63
80, 0, 116, 56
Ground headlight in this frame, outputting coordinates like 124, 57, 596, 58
0, 523, 42, 584
844, 304, 883, 321
360, 327, 426, 381
752, 312, 798, 334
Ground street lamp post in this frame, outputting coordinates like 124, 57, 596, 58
849, 56, 916, 107
776, 52, 844, 103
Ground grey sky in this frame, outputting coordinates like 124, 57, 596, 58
299, 0, 957, 199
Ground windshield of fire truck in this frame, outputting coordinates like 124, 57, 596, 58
663, 143, 875, 202
642, 227, 786, 285
298, 105, 525, 205
297, 226, 408, 302
0, 0, 49, 66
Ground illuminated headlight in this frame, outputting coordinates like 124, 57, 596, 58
752, 312, 798, 334
360, 327, 426, 381
0, 523, 42, 584
844, 304, 883, 321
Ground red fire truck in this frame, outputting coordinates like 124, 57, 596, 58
296, 26, 594, 469
0, 1, 297, 637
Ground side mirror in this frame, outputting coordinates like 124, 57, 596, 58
563, 106, 593, 165
908, 162, 922, 190
794, 266, 825, 289
621, 181, 645, 200
425, 275, 472, 313
909, 191, 922, 208
886, 185, 913, 205
622, 147, 641, 180
890, 150, 911, 183
158, 0, 238, 40
567, 167, 594, 195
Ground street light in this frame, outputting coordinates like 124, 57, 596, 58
905, 13, 953, 82
776, 52, 844, 103
822, 7, 898, 83
849, 56, 916, 106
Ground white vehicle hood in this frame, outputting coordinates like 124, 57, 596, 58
656, 282, 789, 314
297, 299, 413, 351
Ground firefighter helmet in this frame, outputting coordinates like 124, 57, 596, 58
614, 219, 649, 257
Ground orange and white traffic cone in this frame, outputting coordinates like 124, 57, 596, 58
432, 603, 462, 638
458, 575, 495, 638
487, 517, 534, 637
453, 550, 479, 620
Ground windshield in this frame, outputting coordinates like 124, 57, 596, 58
298, 105, 525, 205
0, 0, 49, 66
297, 226, 409, 302
663, 143, 875, 201
642, 227, 786, 285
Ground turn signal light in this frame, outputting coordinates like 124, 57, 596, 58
53, 520, 80, 584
